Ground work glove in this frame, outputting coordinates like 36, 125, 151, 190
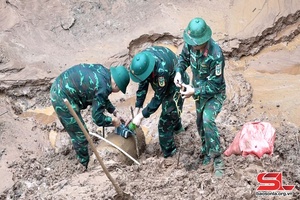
180, 83, 195, 99
115, 124, 135, 139
174, 72, 182, 87
125, 107, 141, 126
132, 112, 144, 126
133, 107, 141, 117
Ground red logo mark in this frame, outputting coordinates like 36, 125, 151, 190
257, 172, 295, 191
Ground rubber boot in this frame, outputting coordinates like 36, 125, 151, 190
163, 148, 177, 158
202, 155, 211, 165
214, 156, 224, 177
174, 123, 184, 135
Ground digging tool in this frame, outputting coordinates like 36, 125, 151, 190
130, 106, 140, 157
173, 89, 183, 168
63, 99, 125, 198
102, 126, 105, 138
175, 135, 181, 168
175, 125, 189, 168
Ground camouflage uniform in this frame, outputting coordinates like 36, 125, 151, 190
135, 46, 189, 158
50, 63, 116, 167
176, 39, 226, 160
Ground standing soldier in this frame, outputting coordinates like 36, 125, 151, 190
129, 46, 189, 158
50, 63, 130, 169
174, 17, 226, 177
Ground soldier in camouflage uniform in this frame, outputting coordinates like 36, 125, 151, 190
129, 46, 189, 158
174, 18, 226, 177
50, 63, 130, 169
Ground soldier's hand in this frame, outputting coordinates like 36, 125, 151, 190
112, 116, 121, 127
113, 109, 119, 117
132, 112, 144, 126
174, 72, 182, 87
113, 109, 126, 124
180, 83, 195, 99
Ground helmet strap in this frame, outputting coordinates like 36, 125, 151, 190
111, 76, 120, 92
130, 72, 143, 82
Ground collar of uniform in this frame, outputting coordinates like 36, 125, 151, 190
189, 39, 210, 57
150, 63, 157, 79
203, 39, 211, 57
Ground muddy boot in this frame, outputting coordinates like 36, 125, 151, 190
174, 133, 181, 148
163, 148, 177, 158
162, 148, 177, 167
213, 156, 224, 177
202, 155, 211, 166
174, 123, 184, 135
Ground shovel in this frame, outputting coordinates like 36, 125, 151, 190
63, 99, 127, 199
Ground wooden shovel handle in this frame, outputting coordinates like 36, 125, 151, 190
63, 99, 124, 197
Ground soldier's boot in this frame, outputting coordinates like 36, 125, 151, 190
202, 155, 211, 165
214, 156, 224, 178
174, 123, 184, 135
163, 147, 177, 158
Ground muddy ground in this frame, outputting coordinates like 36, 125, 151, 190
0, 0, 300, 199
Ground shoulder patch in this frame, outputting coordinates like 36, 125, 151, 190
215, 64, 222, 76
158, 76, 165, 87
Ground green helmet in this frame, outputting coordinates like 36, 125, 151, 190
129, 51, 155, 82
110, 65, 130, 94
183, 17, 212, 46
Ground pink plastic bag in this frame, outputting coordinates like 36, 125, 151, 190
224, 122, 276, 158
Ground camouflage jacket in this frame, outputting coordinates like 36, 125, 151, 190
56, 63, 115, 126
135, 46, 178, 118
175, 39, 226, 100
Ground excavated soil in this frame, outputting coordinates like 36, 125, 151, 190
0, 0, 300, 199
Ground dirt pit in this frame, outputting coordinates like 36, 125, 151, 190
1, 0, 300, 199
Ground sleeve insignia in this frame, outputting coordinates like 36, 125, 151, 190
158, 76, 165, 87
216, 64, 222, 76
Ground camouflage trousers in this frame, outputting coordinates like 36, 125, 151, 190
196, 93, 226, 158
158, 87, 184, 158
50, 80, 89, 168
